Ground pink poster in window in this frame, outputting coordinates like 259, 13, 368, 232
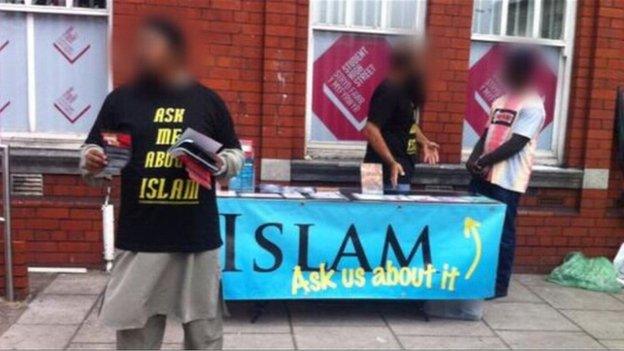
465, 43, 557, 137
312, 35, 392, 141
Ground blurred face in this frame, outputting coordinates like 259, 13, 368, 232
135, 27, 176, 77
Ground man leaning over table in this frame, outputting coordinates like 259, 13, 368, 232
80, 17, 243, 349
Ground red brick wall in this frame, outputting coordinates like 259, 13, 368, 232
2, 0, 624, 276
11, 175, 110, 267
0, 240, 29, 300
422, 0, 473, 163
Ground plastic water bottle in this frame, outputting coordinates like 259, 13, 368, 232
229, 140, 255, 192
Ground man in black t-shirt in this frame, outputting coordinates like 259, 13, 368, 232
80, 18, 242, 349
363, 44, 439, 191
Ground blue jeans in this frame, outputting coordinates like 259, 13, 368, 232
469, 178, 521, 298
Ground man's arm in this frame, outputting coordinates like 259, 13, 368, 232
362, 122, 397, 167
411, 122, 439, 164
362, 122, 405, 188
80, 94, 115, 186
477, 105, 544, 168
477, 134, 530, 167
466, 128, 487, 176
467, 129, 486, 164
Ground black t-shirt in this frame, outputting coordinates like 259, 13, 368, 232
363, 80, 418, 183
85, 81, 241, 252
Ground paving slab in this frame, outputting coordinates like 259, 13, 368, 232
17, 294, 97, 325
224, 333, 294, 349
0, 301, 27, 337
0, 324, 77, 349
0, 273, 56, 336
484, 302, 578, 331
561, 310, 624, 339
68, 342, 181, 349
398, 335, 507, 349
513, 274, 553, 286
72, 309, 115, 343
492, 280, 543, 303
528, 285, 624, 310
225, 301, 291, 333
29, 273, 59, 296
67, 342, 116, 349
384, 312, 494, 336
497, 330, 604, 349
42, 272, 109, 295
599, 339, 624, 350
293, 326, 400, 349
289, 301, 385, 327
611, 292, 624, 303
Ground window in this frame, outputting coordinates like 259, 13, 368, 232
463, 0, 577, 164
0, 0, 109, 146
306, 0, 426, 158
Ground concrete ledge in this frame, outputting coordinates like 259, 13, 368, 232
3, 147, 81, 175
582, 168, 609, 189
290, 160, 584, 189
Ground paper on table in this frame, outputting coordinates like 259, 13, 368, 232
353, 193, 411, 201
282, 192, 306, 199
309, 191, 347, 200
239, 192, 283, 199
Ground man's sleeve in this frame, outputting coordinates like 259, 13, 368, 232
84, 93, 116, 147
366, 84, 397, 128
209, 92, 243, 180
512, 106, 545, 140
80, 93, 116, 186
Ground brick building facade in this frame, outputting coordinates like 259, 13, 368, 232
1, 0, 623, 298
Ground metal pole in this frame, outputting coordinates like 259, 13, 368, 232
1, 144, 14, 301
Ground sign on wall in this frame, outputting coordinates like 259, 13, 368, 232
219, 198, 505, 300
310, 32, 392, 142
0, 13, 29, 133
463, 42, 560, 151
35, 15, 108, 134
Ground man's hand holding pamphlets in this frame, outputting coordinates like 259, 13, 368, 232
97, 132, 133, 177
168, 128, 225, 189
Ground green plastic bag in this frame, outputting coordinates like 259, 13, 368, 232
547, 252, 622, 293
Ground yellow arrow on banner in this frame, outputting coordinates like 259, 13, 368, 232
463, 217, 482, 280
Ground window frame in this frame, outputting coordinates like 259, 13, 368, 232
464, 0, 578, 165
304, 0, 427, 159
0, 0, 112, 148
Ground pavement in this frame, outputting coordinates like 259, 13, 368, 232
0, 272, 623, 350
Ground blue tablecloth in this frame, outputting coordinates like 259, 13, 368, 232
218, 196, 505, 300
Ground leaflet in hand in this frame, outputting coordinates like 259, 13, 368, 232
99, 132, 132, 177
168, 128, 224, 174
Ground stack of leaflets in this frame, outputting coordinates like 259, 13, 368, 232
168, 128, 224, 174
360, 163, 383, 195
98, 132, 132, 177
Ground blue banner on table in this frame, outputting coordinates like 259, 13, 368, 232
218, 198, 505, 300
